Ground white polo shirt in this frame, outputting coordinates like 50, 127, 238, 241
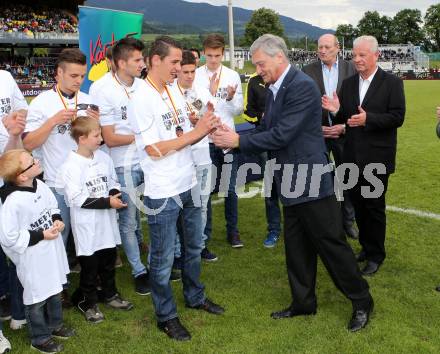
25, 88, 92, 188
90, 73, 140, 168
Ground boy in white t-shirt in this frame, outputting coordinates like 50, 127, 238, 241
194, 34, 244, 248
0, 149, 74, 354
127, 36, 224, 341
60, 117, 133, 324
90, 38, 150, 296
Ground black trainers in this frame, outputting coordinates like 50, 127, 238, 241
187, 298, 225, 315
134, 273, 151, 296
227, 233, 243, 248
0, 295, 11, 321
157, 317, 191, 341
201, 248, 218, 262
52, 325, 76, 340
31, 338, 63, 353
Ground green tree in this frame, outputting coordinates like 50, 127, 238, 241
389, 9, 424, 44
357, 11, 391, 43
335, 24, 358, 47
242, 8, 285, 46
424, 3, 440, 51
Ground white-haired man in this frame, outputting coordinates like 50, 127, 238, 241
323, 35, 405, 276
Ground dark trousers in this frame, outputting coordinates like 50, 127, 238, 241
326, 137, 356, 226
77, 247, 117, 309
349, 172, 389, 264
283, 195, 370, 311
24, 293, 62, 345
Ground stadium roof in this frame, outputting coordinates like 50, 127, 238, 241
0, 0, 85, 11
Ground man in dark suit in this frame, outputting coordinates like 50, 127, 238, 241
323, 35, 405, 276
303, 34, 358, 240
212, 34, 373, 332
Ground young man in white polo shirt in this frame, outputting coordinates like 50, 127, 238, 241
90, 37, 150, 296
127, 36, 224, 341
0, 70, 28, 331
194, 34, 244, 248
173, 50, 217, 262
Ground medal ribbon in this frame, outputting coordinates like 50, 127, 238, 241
113, 73, 131, 99
146, 76, 180, 127
56, 85, 77, 111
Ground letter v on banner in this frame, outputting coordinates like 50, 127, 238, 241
78, 6, 144, 93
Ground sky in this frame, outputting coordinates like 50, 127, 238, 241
184, 0, 437, 30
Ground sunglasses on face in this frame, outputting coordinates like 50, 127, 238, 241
18, 157, 36, 175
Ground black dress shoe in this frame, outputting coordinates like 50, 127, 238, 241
361, 261, 381, 276
356, 251, 367, 263
157, 317, 191, 341
270, 307, 316, 319
435, 285, 440, 292
344, 224, 359, 239
348, 299, 374, 332
187, 298, 225, 315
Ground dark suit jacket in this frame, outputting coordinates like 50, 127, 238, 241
239, 66, 334, 206
335, 67, 405, 174
302, 59, 356, 126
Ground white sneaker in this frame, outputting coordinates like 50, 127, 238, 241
0, 332, 11, 353
10, 318, 27, 330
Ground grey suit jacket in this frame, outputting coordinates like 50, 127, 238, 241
302, 59, 356, 126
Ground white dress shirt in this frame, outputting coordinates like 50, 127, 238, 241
269, 64, 291, 100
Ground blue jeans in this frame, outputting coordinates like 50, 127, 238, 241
144, 187, 205, 322
50, 188, 70, 247
115, 164, 147, 278
173, 163, 212, 255
260, 152, 281, 234
25, 293, 63, 346
205, 144, 239, 239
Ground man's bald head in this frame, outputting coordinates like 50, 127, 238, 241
317, 34, 339, 67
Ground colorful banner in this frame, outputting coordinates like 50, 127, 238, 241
78, 6, 144, 92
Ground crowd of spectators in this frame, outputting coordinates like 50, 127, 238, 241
0, 56, 55, 85
0, 5, 77, 35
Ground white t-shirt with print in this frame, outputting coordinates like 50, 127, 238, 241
90, 73, 140, 168
0, 179, 69, 305
60, 150, 121, 256
127, 79, 196, 199
194, 64, 243, 131
0, 70, 28, 119
171, 80, 212, 167
25, 88, 92, 188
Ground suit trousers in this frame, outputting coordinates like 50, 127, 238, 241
326, 137, 356, 226
283, 195, 370, 312
349, 172, 389, 264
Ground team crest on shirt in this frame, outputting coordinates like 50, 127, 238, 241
29, 209, 53, 231
0, 97, 11, 115
121, 106, 127, 120
57, 124, 71, 135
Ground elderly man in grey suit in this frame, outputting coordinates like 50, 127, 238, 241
212, 34, 373, 332
303, 34, 358, 240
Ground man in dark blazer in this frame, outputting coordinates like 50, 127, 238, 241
302, 34, 358, 240
212, 34, 373, 332
323, 35, 405, 276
